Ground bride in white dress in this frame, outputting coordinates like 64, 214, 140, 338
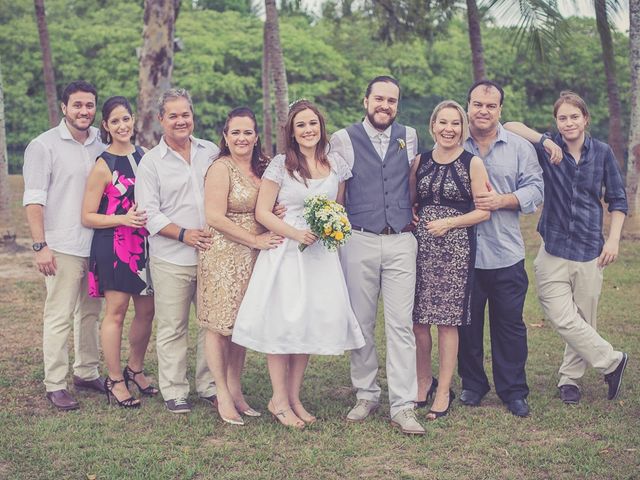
232, 100, 365, 429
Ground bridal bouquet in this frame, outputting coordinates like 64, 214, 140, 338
299, 194, 352, 252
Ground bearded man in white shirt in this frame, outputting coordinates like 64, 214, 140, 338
23, 80, 107, 411
135, 88, 217, 414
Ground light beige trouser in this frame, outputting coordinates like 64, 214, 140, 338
43, 251, 102, 392
340, 230, 418, 416
534, 244, 623, 387
150, 257, 216, 401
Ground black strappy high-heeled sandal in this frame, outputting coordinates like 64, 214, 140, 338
416, 377, 439, 408
123, 365, 159, 397
426, 389, 455, 420
105, 377, 141, 409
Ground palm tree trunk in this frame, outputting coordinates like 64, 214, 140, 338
262, 25, 274, 156
626, 0, 640, 237
34, 0, 59, 127
264, 0, 289, 154
136, 0, 180, 149
595, 0, 625, 170
466, 0, 486, 82
0, 61, 9, 228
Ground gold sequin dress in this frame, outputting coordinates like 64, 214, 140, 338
197, 158, 265, 336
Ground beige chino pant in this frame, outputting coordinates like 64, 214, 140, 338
534, 244, 623, 387
150, 257, 215, 401
340, 230, 418, 416
43, 251, 102, 392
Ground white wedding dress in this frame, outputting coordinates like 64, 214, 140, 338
232, 153, 365, 355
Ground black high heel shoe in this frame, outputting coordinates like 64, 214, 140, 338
427, 389, 455, 420
416, 377, 439, 408
105, 377, 141, 409
123, 365, 159, 396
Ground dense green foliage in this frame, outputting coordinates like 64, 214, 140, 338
0, 0, 630, 172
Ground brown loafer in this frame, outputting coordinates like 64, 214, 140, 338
73, 375, 106, 393
46, 389, 80, 411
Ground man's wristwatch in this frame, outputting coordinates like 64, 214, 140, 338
32, 242, 48, 252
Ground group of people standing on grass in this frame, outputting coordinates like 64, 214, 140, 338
23, 74, 629, 436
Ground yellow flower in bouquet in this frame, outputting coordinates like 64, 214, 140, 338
299, 194, 352, 252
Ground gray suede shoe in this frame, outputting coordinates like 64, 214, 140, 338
346, 399, 379, 422
390, 408, 426, 435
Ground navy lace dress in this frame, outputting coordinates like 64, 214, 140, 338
413, 149, 476, 326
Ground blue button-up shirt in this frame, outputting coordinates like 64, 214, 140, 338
465, 124, 544, 269
535, 133, 627, 262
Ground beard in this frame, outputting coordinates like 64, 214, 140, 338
66, 115, 94, 132
366, 108, 396, 131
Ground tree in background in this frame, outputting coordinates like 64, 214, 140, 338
368, 0, 457, 43
262, 25, 274, 155
627, 0, 640, 235
0, 60, 9, 227
136, 0, 181, 149
466, 0, 486, 81
264, 0, 289, 153
594, 0, 625, 169
34, 0, 58, 127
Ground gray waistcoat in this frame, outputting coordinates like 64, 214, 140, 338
345, 122, 412, 233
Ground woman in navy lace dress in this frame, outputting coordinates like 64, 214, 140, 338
410, 100, 490, 420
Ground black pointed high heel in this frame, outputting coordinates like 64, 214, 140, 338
123, 365, 159, 396
427, 389, 455, 420
416, 377, 439, 408
105, 377, 141, 409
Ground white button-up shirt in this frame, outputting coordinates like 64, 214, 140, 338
22, 119, 105, 257
135, 136, 220, 266
329, 117, 418, 167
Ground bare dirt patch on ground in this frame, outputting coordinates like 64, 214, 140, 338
0, 238, 39, 281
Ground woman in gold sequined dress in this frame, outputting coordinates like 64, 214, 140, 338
197, 107, 283, 425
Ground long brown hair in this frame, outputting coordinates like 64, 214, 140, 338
218, 107, 270, 177
284, 100, 330, 184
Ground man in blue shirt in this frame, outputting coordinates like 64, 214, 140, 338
505, 91, 628, 405
458, 80, 544, 417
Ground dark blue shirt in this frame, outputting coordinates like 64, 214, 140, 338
535, 133, 627, 262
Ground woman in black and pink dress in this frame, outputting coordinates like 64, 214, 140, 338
81, 96, 157, 408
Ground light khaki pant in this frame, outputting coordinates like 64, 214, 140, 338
340, 231, 418, 416
534, 245, 623, 387
43, 251, 102, 392
150, 257, 215, 401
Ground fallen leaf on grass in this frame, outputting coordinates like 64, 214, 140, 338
87, 475, 96, 480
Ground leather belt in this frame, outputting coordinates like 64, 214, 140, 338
351, 224, 415, 235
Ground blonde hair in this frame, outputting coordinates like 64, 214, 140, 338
429, 100, 469, 144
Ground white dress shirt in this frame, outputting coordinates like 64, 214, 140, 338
22, 119, 105, 257
329, 117, 418, 168
135, 136, 220, 266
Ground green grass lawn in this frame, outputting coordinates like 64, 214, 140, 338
1, 175, 638, 479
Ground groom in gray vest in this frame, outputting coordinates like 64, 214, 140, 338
331, 76, 424, 435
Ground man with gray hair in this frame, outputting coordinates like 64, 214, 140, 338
135, 88, 217, 413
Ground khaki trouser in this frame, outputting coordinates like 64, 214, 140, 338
534, 244, 623, 387
150, 257, 215, 401
43, 251, 102, 392
340, 230, 418, 416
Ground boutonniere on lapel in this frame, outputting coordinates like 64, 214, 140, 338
397, 138, 406, 150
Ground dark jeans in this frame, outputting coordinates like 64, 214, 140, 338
458, 260, 530, 402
